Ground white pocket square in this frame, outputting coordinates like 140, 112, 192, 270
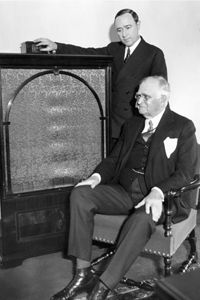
164, 137, 178, 158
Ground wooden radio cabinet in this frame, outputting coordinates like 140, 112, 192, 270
0, 53, 112, 267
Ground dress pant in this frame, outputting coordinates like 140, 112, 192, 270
68, 180, 164, 289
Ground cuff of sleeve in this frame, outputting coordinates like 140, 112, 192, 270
91, 173, 101, 184
151, 186, 164, 201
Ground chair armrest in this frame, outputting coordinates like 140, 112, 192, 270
166, 174, 200, 198
164, 174, 200, 237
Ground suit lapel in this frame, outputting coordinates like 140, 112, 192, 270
116, 38, 149, 83
116, 117, 145, 173
147, 107, 175, 163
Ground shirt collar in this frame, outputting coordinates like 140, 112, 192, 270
146, 109, 165, 130
125, 36, 141, 56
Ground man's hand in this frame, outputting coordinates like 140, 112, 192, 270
75, 173, 101, 189
135, 189, 163, 222
33, 38, 57, 52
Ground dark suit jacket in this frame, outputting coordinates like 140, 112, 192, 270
94, 106, 199, 222
56, 37, 167, 138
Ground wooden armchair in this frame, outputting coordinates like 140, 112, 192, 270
92, 175, 200, 283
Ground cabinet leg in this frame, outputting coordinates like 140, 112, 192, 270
164, 256, 172, 276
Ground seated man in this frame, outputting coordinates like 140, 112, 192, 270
50, 76, 198, 300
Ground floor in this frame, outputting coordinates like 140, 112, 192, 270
0, 212, 199, 300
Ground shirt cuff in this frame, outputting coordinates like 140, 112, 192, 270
151, 186, 164, 201
91, 173, 101, 184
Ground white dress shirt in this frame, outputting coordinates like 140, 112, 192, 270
124, 37, 141, 60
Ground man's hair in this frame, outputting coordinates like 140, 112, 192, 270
114, 9, 139, 23
141, 76, 170, 97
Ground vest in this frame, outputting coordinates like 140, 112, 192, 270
118, 133, 153, 196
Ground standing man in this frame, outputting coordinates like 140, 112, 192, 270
34, 8, 167, 144
50, 76, 198, 300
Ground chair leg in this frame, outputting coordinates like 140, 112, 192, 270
91, 248, 115, 267
179, 229, 198, 273
120, 277, 155, 291
164, 256, 172, 276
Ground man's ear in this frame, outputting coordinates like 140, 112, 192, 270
161, 95, 168, 107
137, 20, 141, 31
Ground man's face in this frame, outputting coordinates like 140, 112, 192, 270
135, 78, 167, 118
114, 13, 140, 47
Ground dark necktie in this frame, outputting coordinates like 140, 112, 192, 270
142, 120, 154, 142
124, 47, 130, 63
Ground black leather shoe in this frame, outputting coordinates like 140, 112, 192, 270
50, 267, 98, 300
88, 280, 111, 300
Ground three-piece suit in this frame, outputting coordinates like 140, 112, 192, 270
56, 37, 167, 138
68, 106, 198, 289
